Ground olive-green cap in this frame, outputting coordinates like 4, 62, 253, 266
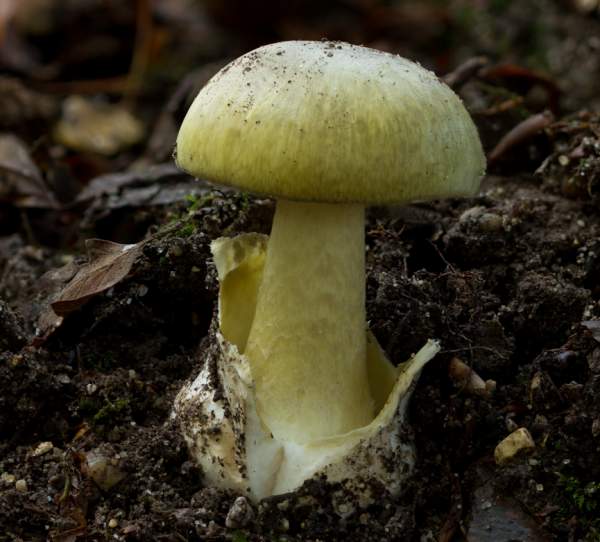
176, 40, 485, 205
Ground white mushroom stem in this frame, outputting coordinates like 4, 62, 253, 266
244, 199, 374, 443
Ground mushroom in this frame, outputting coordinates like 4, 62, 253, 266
174, 41, 485, 500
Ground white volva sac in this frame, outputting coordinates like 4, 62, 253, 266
173, 41, 485, 501
174, 234, 440, 500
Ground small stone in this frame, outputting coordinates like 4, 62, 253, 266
225, 496, 254, 529
505, 416, 519, 433
86, 383, 97, 394
15, 479, 27, 492
448, 357, 490, 397
332, 490, 356, 519
494, 428, 535, 465
32, 441, 53, 457
478, 212, 504, 233
56, 374, 71, 384
82, 449, 126, 491
9, 354, 24, 367
1, 473, 15, 485
459, 205, 486, 223
136, 284, 148, 297
108, 518, 118, 529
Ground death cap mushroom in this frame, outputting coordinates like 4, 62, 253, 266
173, 40, 485, 500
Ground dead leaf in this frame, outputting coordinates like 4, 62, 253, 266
51, 239, 142, 316
0, 77, 58, 133
582, 320, 600, 342
54, 96, 144, 155
76, 163, 205, 208
488, 111, 555, 164
442, 56, 489, 89
75, 163, 211, 233
0, 132, 59, 208
35, 220, 185, 343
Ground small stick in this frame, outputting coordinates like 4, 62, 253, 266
443, 56, 489, 89
488, 110, 555, 164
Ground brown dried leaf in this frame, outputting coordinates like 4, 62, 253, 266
582, 320, 600, 342
488, 110, 555, 164
442, 56, 489, 89
31, 258, 80, 342
76, 163, 209, 210
0, 132, 58, 208
0, 77, 58, 133
51, 239, 142, 316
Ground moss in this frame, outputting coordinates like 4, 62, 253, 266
185, 192, 216, 212
92, 398, 130, 425
163, 192, 218, 238
83, 351, 117, 371
557, 475, 600, 539
78, 397, 101, 417
177, 221, 197, 238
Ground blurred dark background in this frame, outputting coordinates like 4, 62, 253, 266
1, 0, 600, 246
2, 0, 599, 128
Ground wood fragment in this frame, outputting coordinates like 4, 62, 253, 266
443, 56, 489, 89
489, 110, 555, 163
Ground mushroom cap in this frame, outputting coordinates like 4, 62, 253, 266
176, 40, 485, 205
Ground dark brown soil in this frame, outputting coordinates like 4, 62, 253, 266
2, 1, 600, 541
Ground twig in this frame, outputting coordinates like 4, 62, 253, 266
443, 56, 489, 89
488, 110, 555, 164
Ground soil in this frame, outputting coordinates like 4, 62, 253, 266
2, 1, 600, 541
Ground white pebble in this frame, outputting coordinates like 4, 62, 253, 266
494, 428, 535, 465
32, 441, 54, 457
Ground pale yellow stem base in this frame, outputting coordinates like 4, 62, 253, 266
244, 200, 374, 443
